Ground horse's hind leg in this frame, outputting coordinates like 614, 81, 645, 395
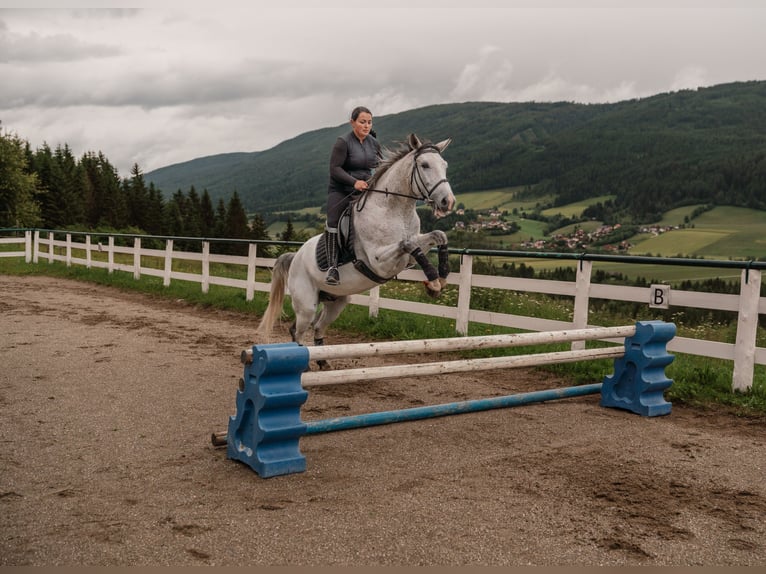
288, 286, 319, 348
312, 296, 349, 370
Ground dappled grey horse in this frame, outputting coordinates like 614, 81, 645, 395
256, 133, 455, 365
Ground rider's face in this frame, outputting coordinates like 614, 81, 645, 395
351, 112, 372, 141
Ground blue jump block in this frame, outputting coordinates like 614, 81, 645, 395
601, 320, 676, 416
226, 343, 310, 478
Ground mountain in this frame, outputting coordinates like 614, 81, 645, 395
145, 81, 766, 222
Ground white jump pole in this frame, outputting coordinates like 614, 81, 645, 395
242, 325, 636, 365
302, 346, 624, 387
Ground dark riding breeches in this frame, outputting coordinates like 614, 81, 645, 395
326, 189, 358, 230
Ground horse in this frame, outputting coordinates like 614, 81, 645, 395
256, 133, 456, 366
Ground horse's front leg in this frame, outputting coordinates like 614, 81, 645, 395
401, 230, 450, 297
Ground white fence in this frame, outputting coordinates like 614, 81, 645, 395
3, 229, 764, 392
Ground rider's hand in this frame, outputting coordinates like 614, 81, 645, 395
354, 179, 368, 191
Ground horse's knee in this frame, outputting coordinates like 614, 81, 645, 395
431, 230, 448, 245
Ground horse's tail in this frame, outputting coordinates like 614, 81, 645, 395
256, 252, 295, 336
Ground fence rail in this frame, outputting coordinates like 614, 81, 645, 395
2, 228, 764, 391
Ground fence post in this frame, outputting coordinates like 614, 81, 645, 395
23, 230, 31, 262
368, 286, 380, 319
571, 259, 593, 350
246, 243, 257, 301
47, 231, 54, 264
163, 239, 174, 287
732, 268, 761, 392
456, 253, 473, 335
85, 235, 92, 269
33, 230, 40, 263
201, 241, 210, 294
133, 237, 141, 279
66, 233, 72, 267
108, 236, 114, 273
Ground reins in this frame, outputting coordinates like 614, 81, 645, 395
355, 144, 449, 212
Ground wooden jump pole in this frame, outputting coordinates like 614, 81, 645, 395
241, 325, 636, 365
302, 347, 624, 387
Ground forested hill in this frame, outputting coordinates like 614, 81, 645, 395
145, 81, 766, 222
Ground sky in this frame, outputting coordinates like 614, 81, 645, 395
1, 0, 764, 176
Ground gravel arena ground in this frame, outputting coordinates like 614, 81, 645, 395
1, 275, 765, 567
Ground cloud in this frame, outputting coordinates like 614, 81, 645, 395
450, 46, 516, 102
0, 17, 121, 63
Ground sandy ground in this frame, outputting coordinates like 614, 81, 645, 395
1, 274, 765, 567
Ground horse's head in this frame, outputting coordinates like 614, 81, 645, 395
407, 133, 456, 218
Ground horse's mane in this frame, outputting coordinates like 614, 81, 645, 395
368, 140, 429, 188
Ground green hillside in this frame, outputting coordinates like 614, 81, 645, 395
145, 81, 766, 222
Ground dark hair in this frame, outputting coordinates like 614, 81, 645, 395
350, 106, 372, 121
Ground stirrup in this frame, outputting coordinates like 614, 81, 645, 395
325, 266, 340, 286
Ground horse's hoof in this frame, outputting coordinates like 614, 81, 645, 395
423, 280, 442, 298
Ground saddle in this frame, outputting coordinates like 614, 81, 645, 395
315, 207, 388, 284
315, 208, 354, 271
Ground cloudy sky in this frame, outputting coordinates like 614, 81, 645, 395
1, 0, 764, 175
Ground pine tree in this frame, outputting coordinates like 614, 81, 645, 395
279, 215, 296, 242
225, 191, 250, 255
126, 163, 150, 232
213, 198, 227, 238
162, 194, 185, 242
250, 212, 272, 257
199, 190, 216, 236
80, 151, 127, 228
145, 183, 165, 236
184, 186, 202, 238
53, 144, 85, 226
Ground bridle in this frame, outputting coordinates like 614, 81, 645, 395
409, 144, 450, 202
362, 144, 450, 206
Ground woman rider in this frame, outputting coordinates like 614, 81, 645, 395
324, 106, 381, 285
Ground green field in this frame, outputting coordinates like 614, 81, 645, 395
541, 195, 616, 218
657, 205, 705, 226
629, 206, 766, 260
455, 187, 553, 212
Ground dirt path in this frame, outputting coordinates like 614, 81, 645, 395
1, 275, 765, 566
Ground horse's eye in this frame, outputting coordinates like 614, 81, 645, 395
421, 162, 430, 169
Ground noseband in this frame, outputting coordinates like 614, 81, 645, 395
410, 145, 450, 202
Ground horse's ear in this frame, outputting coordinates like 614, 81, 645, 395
407, 133, 422, 150
435, 138, 452, 153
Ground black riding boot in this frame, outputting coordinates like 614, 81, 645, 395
325, 230, 340, 286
